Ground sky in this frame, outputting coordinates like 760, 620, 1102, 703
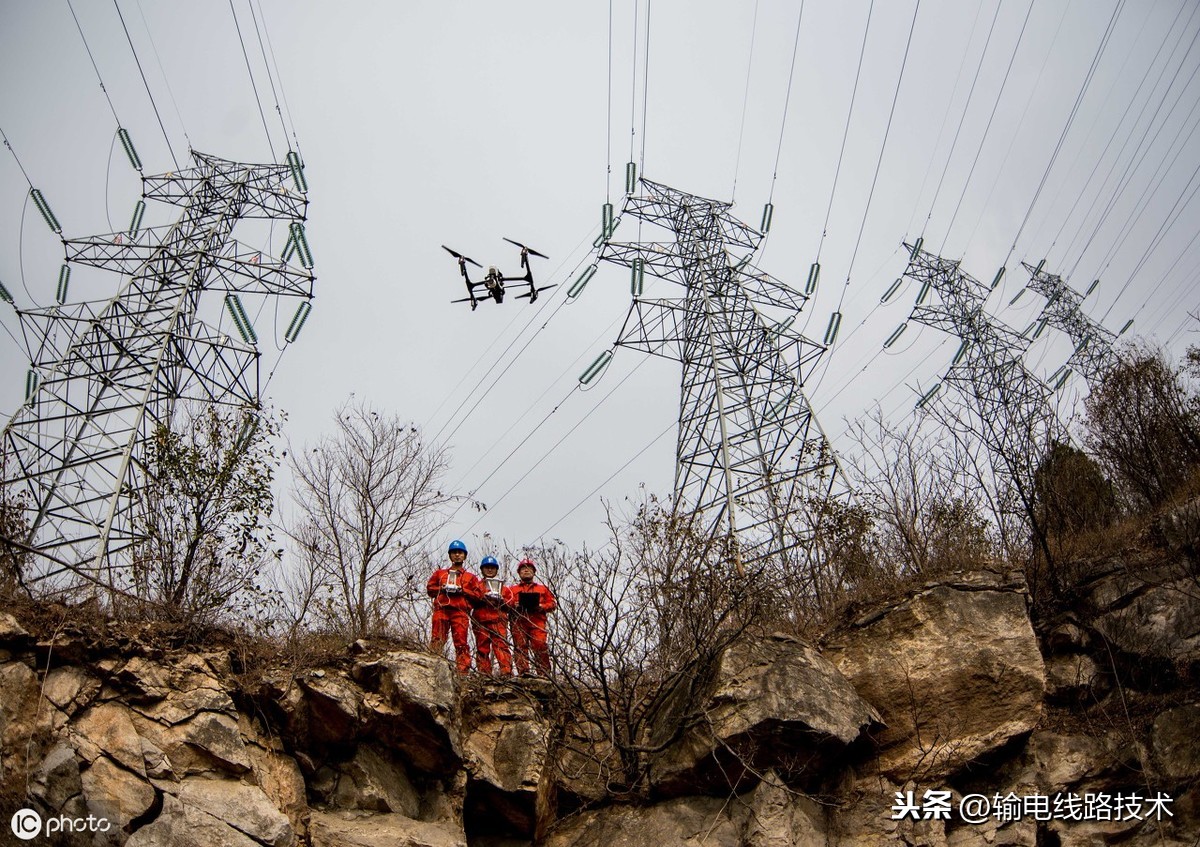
1, 0, 1198, 565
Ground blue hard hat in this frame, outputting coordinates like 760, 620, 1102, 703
480, 556, 499, 568
448, 539, 468, 554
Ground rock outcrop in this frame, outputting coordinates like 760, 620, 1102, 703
1, 563, 1197, 847
824, 569, 1046, 781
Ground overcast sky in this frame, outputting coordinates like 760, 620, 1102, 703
1, 1, 1198, 563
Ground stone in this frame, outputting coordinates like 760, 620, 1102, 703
741, 771, 826, 847
30, 743, 83, 813
1152, 703, 1200, 780
353, 651, 461, 775
462, 685, 552, 837
825, 572, 1045, 781
1089, 566, 1200, 664
127, 793, 262, 847
80, 754, 156, 831
0, 611, 29, 643
651, 633, 880, 795
115, 656, 173, 702
1043, 653, 1104, 701
554, 715, 619, 804
297, 673, 363, 746
134, 679, 236, 725
543, 795, 747, 847
309, 810, 467, 847
248, 745, 309, 838
331, 745, 421, 818
1018, 732, 1133, 791
175, 776, 294, 847
73, 702, 146, 775
141, 736, 176, 780
42, 665, 97, 713
0, 659, 40, 743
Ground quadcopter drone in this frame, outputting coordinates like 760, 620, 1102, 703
442, 237, 553, 310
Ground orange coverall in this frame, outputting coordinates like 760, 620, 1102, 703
428, 567, 482, 673
506, 581, 556, 675
471, 576, 513, 676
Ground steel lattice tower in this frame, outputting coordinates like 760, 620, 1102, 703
597, 178, 838, 568
2, 149, 314, 590
904, 244, 1061, 524
1021, 261, 1120, 389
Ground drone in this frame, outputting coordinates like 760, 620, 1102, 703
442, 237, 553, 310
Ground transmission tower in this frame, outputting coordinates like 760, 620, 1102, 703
1021, 260, 1121, 390
1, 149, 314, 591
903, 244, 1061, 529
594, 178, 838, 569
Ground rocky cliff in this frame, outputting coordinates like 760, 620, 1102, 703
1, 563, 1197, 847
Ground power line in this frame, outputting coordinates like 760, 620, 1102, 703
112, 0, 180, 170
939, 0, 1035, 253
247, 0, 291, 147
814, 0, 875, 264
66, 0, 122, 126
767, 0, 805, 209
1005, 0, 1126, 266
228, 0, 277, 159
730, 0, 761, 203
922, 0, 1003, 236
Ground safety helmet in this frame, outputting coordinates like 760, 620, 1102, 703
448, 539, 468, 554
517, 557, 536, 573
480, 556, 499, 569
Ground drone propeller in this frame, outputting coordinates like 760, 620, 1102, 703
442, 245, 482, 267
515, 284, 558, 301
502, 237, 549, 259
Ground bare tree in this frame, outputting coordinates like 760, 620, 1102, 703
286, 401, 455, 639
128, 403, 279, 625
1084, 344, 1200, 510
843, 409, 995, 577
533, 495, 768, 801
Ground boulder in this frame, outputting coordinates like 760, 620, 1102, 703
825, 571, 1045, 781
543, 795, 747, 847
30, 742, 83, 813
1087, 564, 1200, 665
80, 754, 156, 831
133, 710, 253, 775
127, 793, 262, 847
827, 775, 952, 847
175, 776, 294, 847
248, 744, 309, 837
741, 771, 827, 847
462, 683, 552, 838
295, 672, 364, 747
0, 611, 29, 643
1043, 653, 1105, 702
309, 810, 467, 847
330, 745, 421, 818
73, 702, 146, 775
352, 651, 461, 775
42, 665, 98, 714
651, 633, 880, 796
0, 659, 42, 749
114, 656, 173, 702
553, 714, 620, 805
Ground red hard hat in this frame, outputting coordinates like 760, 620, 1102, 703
517, 558, 536, 572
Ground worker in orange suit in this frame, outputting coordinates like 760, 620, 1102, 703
506, 558, 556, 676
471, 556, 513, 676
428, 539, 482, 673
